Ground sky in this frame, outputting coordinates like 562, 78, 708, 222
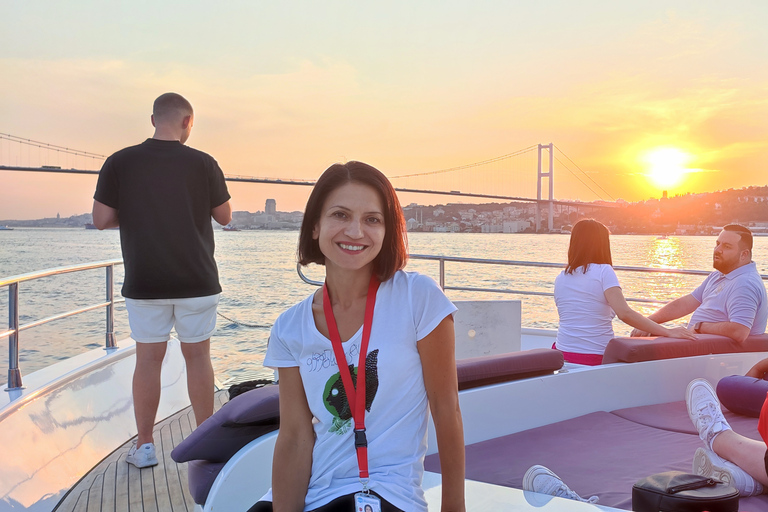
2, 1, 768, 219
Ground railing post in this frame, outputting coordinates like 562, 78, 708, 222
439, 259, 446, 290
105, 265, 117, 349
6, 282, 22, 391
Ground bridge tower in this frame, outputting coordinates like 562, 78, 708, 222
536, 143, 554, 232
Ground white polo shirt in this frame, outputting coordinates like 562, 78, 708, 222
689, 262, 768, 334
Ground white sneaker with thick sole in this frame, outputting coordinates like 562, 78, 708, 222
686, 378, 731, 450
693, 447, 764, 497
522, 465, 599, 504
126, 442, 159, 468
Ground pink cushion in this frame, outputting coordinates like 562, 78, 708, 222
457, 349, 563, 390
602, 334, 768, 364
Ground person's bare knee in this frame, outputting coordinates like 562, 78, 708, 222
180, 338, 211, 363
135, 341, 168, 363
180, 339, 214, 426
135, 342, 168, 373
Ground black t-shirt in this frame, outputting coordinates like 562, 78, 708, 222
94, 139, 231, 299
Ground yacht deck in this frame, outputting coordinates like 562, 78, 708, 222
54, 391, 229, 512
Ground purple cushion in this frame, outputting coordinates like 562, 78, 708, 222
171, 385, 279, 463
187, 459, 226, 505
426, 407, 765, 510
457, 349, 563, 391
427, 411, 699, 510
611, 400, 762, 441
602, 334, 768, 364
717, 375, 768, 418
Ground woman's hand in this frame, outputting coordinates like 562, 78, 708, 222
663, 327, 697, 340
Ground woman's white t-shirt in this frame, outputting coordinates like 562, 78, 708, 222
262, 270, 456, 511
554, 263, 621, 355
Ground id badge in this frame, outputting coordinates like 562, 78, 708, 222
354, 492, 381, 512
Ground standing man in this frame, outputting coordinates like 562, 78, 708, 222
631, 224, 767, 342
92, 93, 232, 468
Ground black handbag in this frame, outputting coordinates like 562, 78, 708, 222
632, 471, 739, 512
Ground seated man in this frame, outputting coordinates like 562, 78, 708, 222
631, 224, 767, 343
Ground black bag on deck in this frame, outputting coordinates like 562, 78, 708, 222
632, 471, 739, 512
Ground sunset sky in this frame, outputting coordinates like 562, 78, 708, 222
2, 1, 767, 219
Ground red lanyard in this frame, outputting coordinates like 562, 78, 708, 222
322, 274, 380, 482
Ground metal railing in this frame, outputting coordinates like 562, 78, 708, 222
298, 254, 768, 305
0, 260, 123, 391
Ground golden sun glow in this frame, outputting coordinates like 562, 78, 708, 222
642, 147, 692, 189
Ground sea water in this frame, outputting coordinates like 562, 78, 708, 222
1, 229, 767, 383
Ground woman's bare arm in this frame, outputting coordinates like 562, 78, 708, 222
271, 367, 315, 512
605, 287, 696, 339
418, 315, 466, 512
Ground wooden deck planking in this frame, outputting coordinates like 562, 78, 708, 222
100, 462, 117, 511
86, 474, 104, 512
54, 389, 230, 512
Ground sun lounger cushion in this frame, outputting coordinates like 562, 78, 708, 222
602, 334, 768, 364
171, 384, 280, 464
427, 408, 768, 511
456, 348, 563, 390
610, 400, 762, 441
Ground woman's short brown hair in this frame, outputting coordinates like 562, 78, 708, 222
297, 161, 408, 282
565, 219, 613, 274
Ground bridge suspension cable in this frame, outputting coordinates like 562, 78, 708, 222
554, 145, 615, 202
0, 133, 106, 160
389, 145, 538, 178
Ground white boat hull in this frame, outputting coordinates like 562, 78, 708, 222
0, 338, 191, 512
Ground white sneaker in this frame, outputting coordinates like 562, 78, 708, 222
686, 378, 731, 450
693, 447, 764, 497
126, 442, 158, 468
522, 465, 599, 504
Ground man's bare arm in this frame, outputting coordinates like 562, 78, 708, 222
630, 294, 701, 337
647, 294, 701, 323
211, 200, 232, 226
92, 200, 119, 229
696, 321, 751, 343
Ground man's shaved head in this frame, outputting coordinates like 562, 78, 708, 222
153, 93, 193, 122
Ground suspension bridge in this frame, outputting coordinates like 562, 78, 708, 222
0, 133, 615, 231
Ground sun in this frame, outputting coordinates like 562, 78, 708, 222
642, 147, 692, 189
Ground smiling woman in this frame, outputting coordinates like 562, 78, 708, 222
642, 147, 693, 189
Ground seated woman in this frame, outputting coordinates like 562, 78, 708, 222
248, 162, 465, 512
687, 359, 768, 497
554, 219, 695, 365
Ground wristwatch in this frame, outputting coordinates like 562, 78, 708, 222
693, 322, 703, 334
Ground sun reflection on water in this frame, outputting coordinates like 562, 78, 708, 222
648, 236, 684, 269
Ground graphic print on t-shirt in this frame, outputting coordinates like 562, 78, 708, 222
323, 349, 380, 434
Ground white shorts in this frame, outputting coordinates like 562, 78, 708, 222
125, 294, 220, 343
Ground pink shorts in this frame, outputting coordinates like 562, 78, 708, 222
552, 343, 603, 366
